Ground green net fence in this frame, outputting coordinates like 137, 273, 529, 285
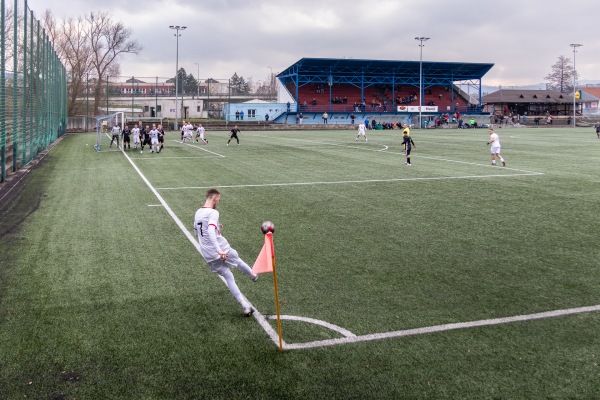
0, 0, 67, 182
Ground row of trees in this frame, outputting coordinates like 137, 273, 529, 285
43, 11, 141, 116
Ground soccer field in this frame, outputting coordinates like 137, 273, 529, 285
1, 127, 599, 399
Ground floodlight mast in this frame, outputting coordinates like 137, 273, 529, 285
570, 43, 582, 128
415, 37, 430, 129
169, 25, 187, 130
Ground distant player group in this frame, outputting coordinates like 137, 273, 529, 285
109, 121, 165, 154
355, 121, 508, 167
109, 117, 513, 168
181, 121, 208, 144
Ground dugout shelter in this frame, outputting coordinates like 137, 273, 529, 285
273, 58, 494, 125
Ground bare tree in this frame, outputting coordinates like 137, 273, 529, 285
86, 12, 141, 114
545, 56, 577, 94
2, 5, 17, 70
43, 10, 141, 115
43, 11, 93, 116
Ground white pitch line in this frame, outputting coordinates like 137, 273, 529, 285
147, 204, 163, 207
282, 304, 600, 350
132, 156, 211, 160
155, 173, 543, 191
266, 315, 356, 337
116, 142, 257, 317
173, 140, 226, 157
253, 134, 544, 175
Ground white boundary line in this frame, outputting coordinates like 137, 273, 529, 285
118, 131, 594, 352
132, 156, 212, 160
252, 134, 543, 175
116, 144, 260, 319
156, 173, 543, 191
278, 304, 600, 350
172, 140, 226, 158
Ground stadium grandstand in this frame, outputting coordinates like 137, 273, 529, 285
235, 58, 494, 127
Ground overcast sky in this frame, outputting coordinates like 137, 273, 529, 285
27, 0, 599, 87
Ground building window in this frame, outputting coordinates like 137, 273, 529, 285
247, 109, 256, 118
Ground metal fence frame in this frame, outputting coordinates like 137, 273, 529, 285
0, 0, 66, 182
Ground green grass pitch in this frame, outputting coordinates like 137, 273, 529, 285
1, 126, 599, 399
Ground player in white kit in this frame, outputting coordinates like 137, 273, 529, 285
182, 121, 193, 143
355, 122, 368, 142
487, 128, 506, 166
195, 124, 207, 144
194, 188, 258, 316
149, 124, 160, 153
131, 124, 141, 150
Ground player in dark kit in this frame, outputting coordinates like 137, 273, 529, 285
122, 125, 131, 150
401, 131, 416, 166
140, 125, 151, 153
227, 125, 241, 145
157, 124, 165, 152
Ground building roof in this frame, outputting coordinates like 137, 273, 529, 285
278, 58, 494, 87
482, 89, 577, 104
580, 87, 600, 100
125, 77, 146, 84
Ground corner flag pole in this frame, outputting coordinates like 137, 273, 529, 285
270, 233, 284, 351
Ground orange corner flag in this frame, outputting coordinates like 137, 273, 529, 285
252, 232, 275, 274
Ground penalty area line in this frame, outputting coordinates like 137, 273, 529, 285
156, 172, 544, 191
282, 304, 600, 350
172, 140, 225, 157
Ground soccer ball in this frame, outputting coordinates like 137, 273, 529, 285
261, 221, 275, 234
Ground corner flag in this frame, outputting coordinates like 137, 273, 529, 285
252, 231, 284, 350
252, 232, 274, 274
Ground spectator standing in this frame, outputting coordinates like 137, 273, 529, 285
322, 112, 328, 124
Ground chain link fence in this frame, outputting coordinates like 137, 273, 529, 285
1, 0, 67, 182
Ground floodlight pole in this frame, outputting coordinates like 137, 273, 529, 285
195, 62, 200, 97
570, 43, 582, 128
170, 25, 186, 131
415, 37, 430, 129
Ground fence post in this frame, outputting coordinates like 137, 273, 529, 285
0, 0, 5, 182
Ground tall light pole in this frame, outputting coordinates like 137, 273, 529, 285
570, 43, 582, 128
194, 62, 200, 97
415, 37, 429, 129
169, 25, 186, 130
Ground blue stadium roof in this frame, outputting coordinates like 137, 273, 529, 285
278, 58, 494, 87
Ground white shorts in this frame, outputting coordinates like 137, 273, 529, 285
358, 130, 366, 136
151, 138, 159, 145
206, 249, 243, 275
133, 136, 140, 144
491, 146, 501, 154
184, 132, 193, 138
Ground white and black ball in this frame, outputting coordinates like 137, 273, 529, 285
261, 221, 275, 234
